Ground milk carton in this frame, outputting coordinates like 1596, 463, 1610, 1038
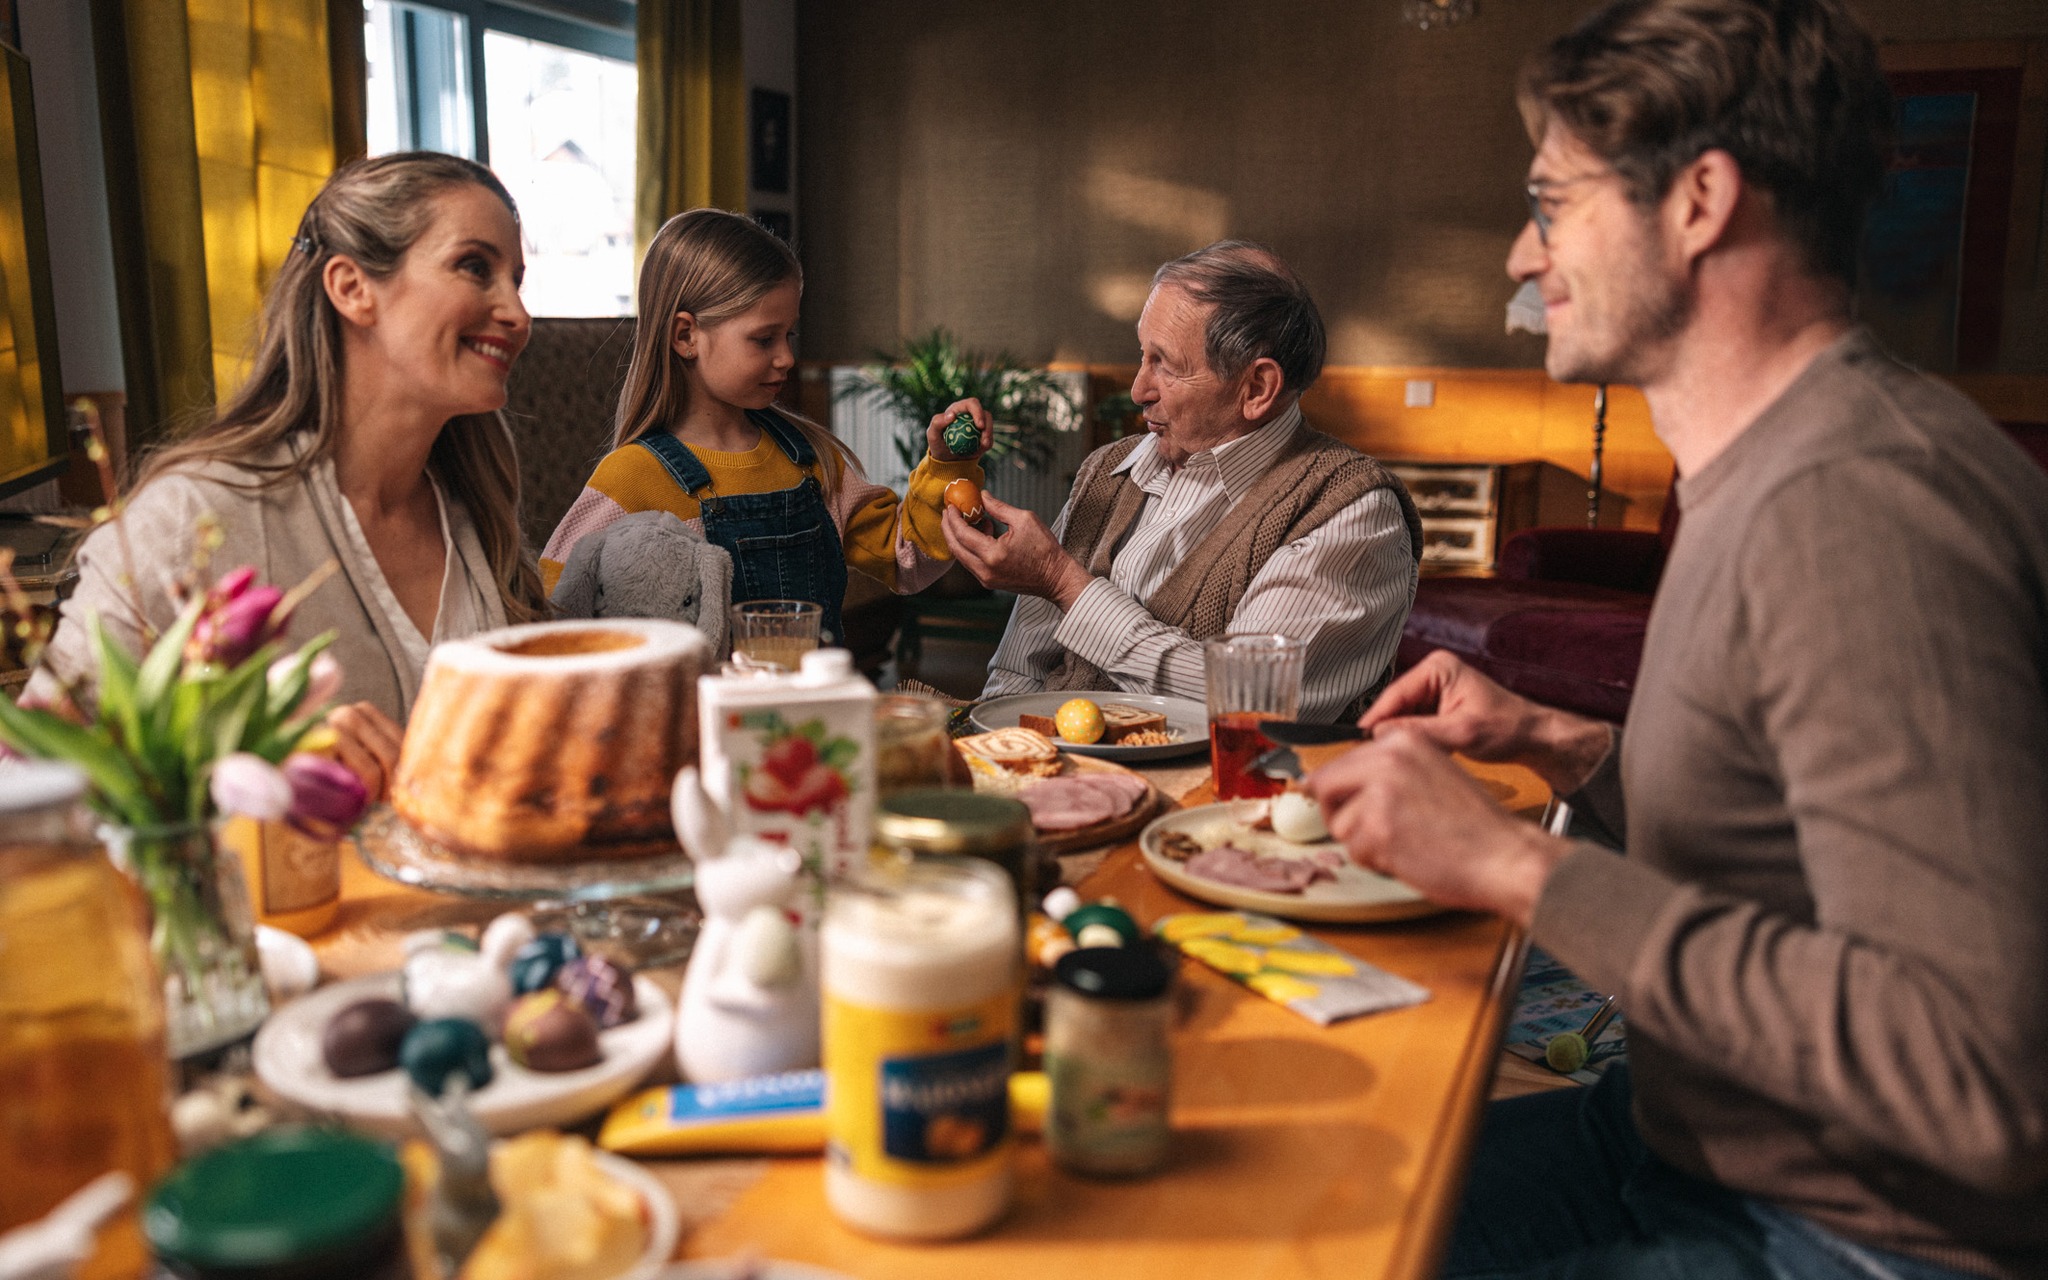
697, 649, 877, 878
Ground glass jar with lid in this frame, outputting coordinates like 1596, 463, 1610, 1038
873, 789, 1038, 928
0, 761, 178, 1279
1045, 944, 1176, 1177
144, 1127, 409, 1279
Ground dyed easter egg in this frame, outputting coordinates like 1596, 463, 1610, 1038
400, 1018, 494, 1096
503, 991, 602, 1073
508, 934, 581, 995
321, 998, 415, 1078
943, 411, 980, 457
556, 955, 637, 1028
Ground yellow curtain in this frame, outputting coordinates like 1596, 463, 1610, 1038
635, 0, 747, 263
189, 0, 337, 398
97, 0, 336, 443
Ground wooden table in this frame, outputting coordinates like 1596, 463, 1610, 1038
310, 756, 1546, 1280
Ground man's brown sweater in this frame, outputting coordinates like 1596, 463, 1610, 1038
1540, 331, 2048, 1277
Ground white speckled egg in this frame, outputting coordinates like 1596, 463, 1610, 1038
1271, 791, 1329, 844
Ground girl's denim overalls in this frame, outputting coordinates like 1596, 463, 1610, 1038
636, 409, 849, 644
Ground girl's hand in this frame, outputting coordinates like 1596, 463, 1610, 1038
927, 398, 993, 463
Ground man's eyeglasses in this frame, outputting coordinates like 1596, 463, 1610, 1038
1523, 174, 1610, 246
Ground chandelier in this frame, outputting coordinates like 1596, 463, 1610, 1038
1404, 0, 1476, 30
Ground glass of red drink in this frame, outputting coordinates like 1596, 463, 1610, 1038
1203, 635, 1304, 800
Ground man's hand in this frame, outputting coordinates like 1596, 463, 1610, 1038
926, 397, 994, 463
1304, 724, 1572, 929
326, 701, 404, 803
942, 493, 1093, 609
1359, 650, 1613, 796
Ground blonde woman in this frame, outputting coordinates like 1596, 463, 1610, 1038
30, 152, 546, 796
541, 208, 989, 648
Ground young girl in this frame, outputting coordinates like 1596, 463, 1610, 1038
541, 209, 988, 646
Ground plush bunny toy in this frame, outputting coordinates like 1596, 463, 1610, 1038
671, 767, 820, 1083
549, 511, 733, 655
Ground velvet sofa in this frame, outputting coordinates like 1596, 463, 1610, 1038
1398, 419, 2048, 724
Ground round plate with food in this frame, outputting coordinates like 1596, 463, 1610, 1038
953, 725, 1169, 854
253, 972, 674, 1138
1138, 799, 1444, 924
970, 692, 1207, 761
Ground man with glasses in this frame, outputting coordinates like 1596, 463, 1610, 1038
1309, 1, 2048, 1276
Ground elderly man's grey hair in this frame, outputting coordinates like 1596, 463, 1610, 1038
1151, 240, 1327, 396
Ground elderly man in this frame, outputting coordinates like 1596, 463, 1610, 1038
1309, 1, 2048, 1276
942, 243, 1420, 722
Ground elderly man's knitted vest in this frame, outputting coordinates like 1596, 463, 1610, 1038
1042, 422, 1421, 715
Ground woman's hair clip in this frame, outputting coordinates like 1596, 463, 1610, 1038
292, 233, 320, 258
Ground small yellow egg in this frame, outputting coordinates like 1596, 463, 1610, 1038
1053, 697, 1106, 744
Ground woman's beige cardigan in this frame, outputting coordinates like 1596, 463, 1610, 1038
28, 440, 506, 722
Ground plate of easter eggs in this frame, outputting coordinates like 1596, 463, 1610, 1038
253, 922, 674, 1139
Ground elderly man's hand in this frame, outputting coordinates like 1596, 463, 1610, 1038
1359, 650, 1613, 797
1304, 725, 1571, 929
926, 397, 994, 463
942, 493, 1093, 609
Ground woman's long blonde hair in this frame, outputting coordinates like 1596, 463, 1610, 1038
139, 152, 546, 622
612, 209, 856, 499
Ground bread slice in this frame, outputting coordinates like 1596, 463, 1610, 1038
1018, 712, 1060, 737
1100, 703, 1168, 743
955, 727, 1064, 777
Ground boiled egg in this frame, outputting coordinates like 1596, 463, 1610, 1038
1271, 791, 1329, 844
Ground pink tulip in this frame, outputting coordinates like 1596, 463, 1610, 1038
270, 650, 342, 710
282, 753, 369, 840
210, 752, 292, 821
213, 566, 257, 602
188, 583, 287, 668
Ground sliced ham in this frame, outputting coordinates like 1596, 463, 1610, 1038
1017, 772, 1148, 832
1070, 772, 1149, 811
1016, 776, 1120, 831
1185, 844, 1337, 894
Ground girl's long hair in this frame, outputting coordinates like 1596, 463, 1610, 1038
138, 151, 546, 623
612, 208, 857, 499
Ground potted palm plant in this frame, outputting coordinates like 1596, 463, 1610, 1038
837, 328, 1076, 475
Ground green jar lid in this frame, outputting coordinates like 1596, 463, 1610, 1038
876, 788, 1031, 856
145, 1128, 403, 1270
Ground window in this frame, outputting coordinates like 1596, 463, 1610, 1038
363, 0, 637, 317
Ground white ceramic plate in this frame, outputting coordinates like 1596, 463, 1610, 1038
253, 972, 674, 1139
970, 691, 1208, 761
595, 1152, 682, 1280
1139, 800, 1444, 924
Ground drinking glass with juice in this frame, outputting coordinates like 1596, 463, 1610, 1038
730, 599, 823, 671
1204, 635, 1304, 800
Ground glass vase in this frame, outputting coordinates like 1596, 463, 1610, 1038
104, 822, 271, 1060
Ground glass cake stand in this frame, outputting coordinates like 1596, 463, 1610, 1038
355, 806, 701, 965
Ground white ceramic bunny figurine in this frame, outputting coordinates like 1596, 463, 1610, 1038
672, 768, 820, 1083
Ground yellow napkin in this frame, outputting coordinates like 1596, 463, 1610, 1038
1155, 911, 1430, 1025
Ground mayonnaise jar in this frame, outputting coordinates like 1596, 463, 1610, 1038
822, 858, 1019, 1239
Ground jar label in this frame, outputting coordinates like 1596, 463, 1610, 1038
881, 1041, 1009, 1161
825, 990, 1015, 1188
259, 822, 339, 914
1046, 1049, 1171, 1169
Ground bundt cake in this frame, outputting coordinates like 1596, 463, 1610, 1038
391, 619, 711, 862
